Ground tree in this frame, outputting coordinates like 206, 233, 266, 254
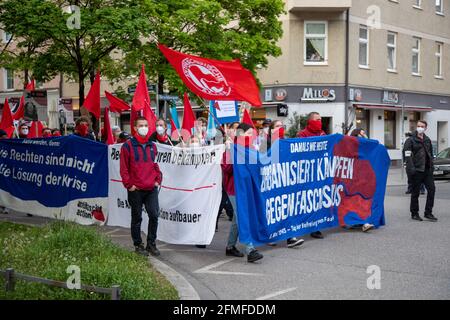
286, 112, 308, 138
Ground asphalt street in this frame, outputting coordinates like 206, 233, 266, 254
1, 181, 449, 300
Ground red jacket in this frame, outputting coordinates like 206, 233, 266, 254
221, 150, 235, 196
298, 127, 326, 138
120, 137, 162, 191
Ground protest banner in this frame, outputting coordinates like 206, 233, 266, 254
233, 134, 390, 245
108, 143, 225, 245
0, 135, 109, 225
210, 100, 240, 125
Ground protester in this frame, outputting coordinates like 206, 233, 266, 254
194, 117, 208, 146
149, 119, 178, 146
0, 129, 9, 214
403, 132, 425, 195
350, 128, 368, 138
298, 112, 326, 239
224, 123, 264, 263
42, 127, 52, 138
51, 129, 62, 137
119, 117, 163, 256
117, 131, 130, 143
112, 125, 121, 143
73, 116, 96, 140
17, 122, 30, 139
403, 120, 437, 222
187, 135, 201, 148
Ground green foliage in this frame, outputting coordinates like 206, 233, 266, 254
0, 221, 178, 300
286, 112, 308, 138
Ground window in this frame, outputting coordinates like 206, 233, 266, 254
384, 111, 396, 149
355, 108, 370, 135
4, 68, 14, 90
304, 21, 327, 64
436, 42, 443, 78
408, 111, 421, 133
436, 0, 443, 14
359, 25, 369, 67
413, 0, 422, 9
387, 32, 397, 71
412, 37, 421, 75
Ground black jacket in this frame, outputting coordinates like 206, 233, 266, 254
403, 131, 433, 174
148, 131, 179, 146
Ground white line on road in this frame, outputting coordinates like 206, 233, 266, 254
193, 258, 263, 276
104, 228, 122, 235
256, 287, 297, 300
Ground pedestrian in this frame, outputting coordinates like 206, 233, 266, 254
224, 123, 264, 263
350, 128, 368, 138
0, 129, 10, 214
403, 132, 425, 195
73, 116, 96, 140
149, 119, 179, 146
112, 125, 121, 143
42, 127, 52, 138
120, 116, 163, 256
51, 129, 62, 137
16, 122, 30, 139
194, 117, 208, 146
403, 120, 437, 222
298, 112, 326, 239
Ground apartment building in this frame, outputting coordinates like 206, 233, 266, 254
257, 0, 450, 162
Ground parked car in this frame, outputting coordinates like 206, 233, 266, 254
433, 147, 450, 179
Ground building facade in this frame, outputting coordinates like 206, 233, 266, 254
257, 0, 450, 162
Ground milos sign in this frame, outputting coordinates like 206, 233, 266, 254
301, 88, 336, 102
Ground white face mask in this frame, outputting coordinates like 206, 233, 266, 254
137, 126, 149, 137
263, 127, 269, 134
156, 126, 165, 135
417, 127, 425, 134
21, 128, 29, 135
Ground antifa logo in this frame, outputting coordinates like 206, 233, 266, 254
182, 58, 231, 96
91, 206, 105, 222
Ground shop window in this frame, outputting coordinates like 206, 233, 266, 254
355, 108, 370, 136
384, 110, 396, 149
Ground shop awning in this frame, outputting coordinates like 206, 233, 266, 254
353, 103, 433, 112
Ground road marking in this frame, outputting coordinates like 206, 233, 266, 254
193, 258, 263, 276
104, 228, 122, 235
256, 287, 297, 300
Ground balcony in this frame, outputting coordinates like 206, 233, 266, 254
288, 0, 352, 12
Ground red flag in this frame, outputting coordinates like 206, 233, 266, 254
182, 93, 196, 135
13, 96, 25, 120
103, 107, 115, 145
82, 71, 101, 119
130, 65, 157, 136
28, 121, 44, 138
158, 44, 262, 106
105, 91, 130, 113
25, 79, 35, 91
0, 99, 15, 137
242, 108, 256, 129
169, 118, 180, 140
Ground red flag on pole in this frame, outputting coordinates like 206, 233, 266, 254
28, 121, 44, 138
182, 93, 196, 135
13, 96, 25, 120
0, 98, 15, 137
169, 118, 180, 140
105, 91, 130, 113
25, 79, 35, 91
242, 108, 256, 129
130, 65, 157, 136
82, 71, 101, 119
158, 44, 262, 106
103, 107, 115, 145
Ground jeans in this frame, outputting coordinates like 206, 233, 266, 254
128, 189, 159, 247
226, 195, 255, 255
410, 170, 435, 216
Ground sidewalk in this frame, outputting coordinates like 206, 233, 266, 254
387, 167, 408, 186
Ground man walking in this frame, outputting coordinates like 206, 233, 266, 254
120, 117, 163, 256
403, 120, 437, 222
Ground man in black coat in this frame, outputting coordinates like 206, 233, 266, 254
403, 120, 438, 222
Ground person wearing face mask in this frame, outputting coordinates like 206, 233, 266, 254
194, 117, 208, 146
51, 129, 62, 137
120, 117, 163, 256
112, 126, 121, 143
149, 119, 179, 146
224, 123, 264, 263
17, 123, 30, 139
73, 117, 96, 140
42, 127, 53, 138
298, 112, 326, 239
403, 120, 437, 222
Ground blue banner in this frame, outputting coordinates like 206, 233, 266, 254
0, 135, 109, 224
233, 134, 390, 245
210, 100, 239, 124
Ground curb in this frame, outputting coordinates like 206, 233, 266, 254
149, 256, 200, 300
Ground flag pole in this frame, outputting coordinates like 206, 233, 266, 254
193, 95, 230, 142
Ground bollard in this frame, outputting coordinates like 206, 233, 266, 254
5, 268, 16, 292
111, 285, 121, 300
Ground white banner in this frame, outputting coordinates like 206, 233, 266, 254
107, 143, 225, 245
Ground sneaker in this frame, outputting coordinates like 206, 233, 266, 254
286, 237, 305, 248
362, 223, 375, 232
310, 231, 324, 239
424, 214, 438, 222
411, 214, 423, 221
135, 244, 149, 256
247, 250, 263, 263
226, 246, 244, 257
146, 243, 161, 256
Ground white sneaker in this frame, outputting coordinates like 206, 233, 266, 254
362, 223, 374, 232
